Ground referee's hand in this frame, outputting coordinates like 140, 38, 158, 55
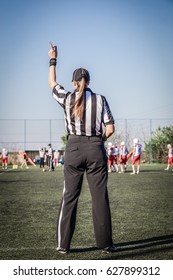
48, 42, 57, 59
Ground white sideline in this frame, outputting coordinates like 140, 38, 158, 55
0, 247, 55, 251
0, 244, 95, 252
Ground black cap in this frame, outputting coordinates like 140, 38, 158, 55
72, 68, 90, 82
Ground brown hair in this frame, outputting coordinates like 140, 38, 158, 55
71, 77, 86, 120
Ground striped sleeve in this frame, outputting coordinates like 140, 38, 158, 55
52, 84, 71, 108
102, 96, 114, 125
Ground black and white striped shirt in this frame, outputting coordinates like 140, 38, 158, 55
53, 84, 114, 136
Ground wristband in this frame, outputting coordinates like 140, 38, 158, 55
49, 58, 57, 67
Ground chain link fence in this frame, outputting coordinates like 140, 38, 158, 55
0, 119, 65, 152
0, 119, 173, 160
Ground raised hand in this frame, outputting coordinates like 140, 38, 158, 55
48, 42, 57, 59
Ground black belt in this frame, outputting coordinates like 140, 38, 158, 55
68, 135, 103, 140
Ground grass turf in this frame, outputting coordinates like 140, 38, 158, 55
0, 164, 173, 260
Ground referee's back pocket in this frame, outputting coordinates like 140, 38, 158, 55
66, 146, 78, 152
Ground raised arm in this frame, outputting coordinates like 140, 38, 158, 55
48, 42, 58, 90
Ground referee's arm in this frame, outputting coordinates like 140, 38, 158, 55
102, 96, 115, 141
103, 124, 115, 141
48, 43, 57, 90
48, 65, 57, 90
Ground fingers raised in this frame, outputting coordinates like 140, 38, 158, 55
49, 42, 54, 49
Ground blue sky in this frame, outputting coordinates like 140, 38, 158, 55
0, 0, 173, 121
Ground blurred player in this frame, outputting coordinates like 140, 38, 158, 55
107, 142, 114, 172
112, 144, 119, 172
119, 141, 129, 173
39, 147, 45, 171
47, 144, 54, 171
2, 148, 8, 169
20, 151, 29, 169
130, 138, 142, 175
54, 150, 59, 167
164, 144, 173, 171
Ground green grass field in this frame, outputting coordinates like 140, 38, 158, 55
0, 164, 173, 260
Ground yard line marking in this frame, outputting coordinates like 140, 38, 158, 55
0, 244, 96, 252
0, 247, 54, 251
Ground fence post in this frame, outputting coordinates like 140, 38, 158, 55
125, 119, 127, 144
50, 119, 52, 144
149, 119, 152, 163
24, 119, 26, 151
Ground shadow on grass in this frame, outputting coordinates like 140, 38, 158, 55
117, 234, 173, 247
70, 247, 98, 253
70, 234, 173, 258
103, 234, 173, 259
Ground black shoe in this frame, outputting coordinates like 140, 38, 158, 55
56, 247, 69, 254
102, 246, 118, 254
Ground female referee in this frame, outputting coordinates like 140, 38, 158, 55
48, 42, 116, 254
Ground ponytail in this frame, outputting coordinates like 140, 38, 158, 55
72, 77, 86, 120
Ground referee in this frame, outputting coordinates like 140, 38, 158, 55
48, 43, 116, 254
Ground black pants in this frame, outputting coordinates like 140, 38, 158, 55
57, 136, 113, 250
47, 156, 54, 171
40, 157, 44, 168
